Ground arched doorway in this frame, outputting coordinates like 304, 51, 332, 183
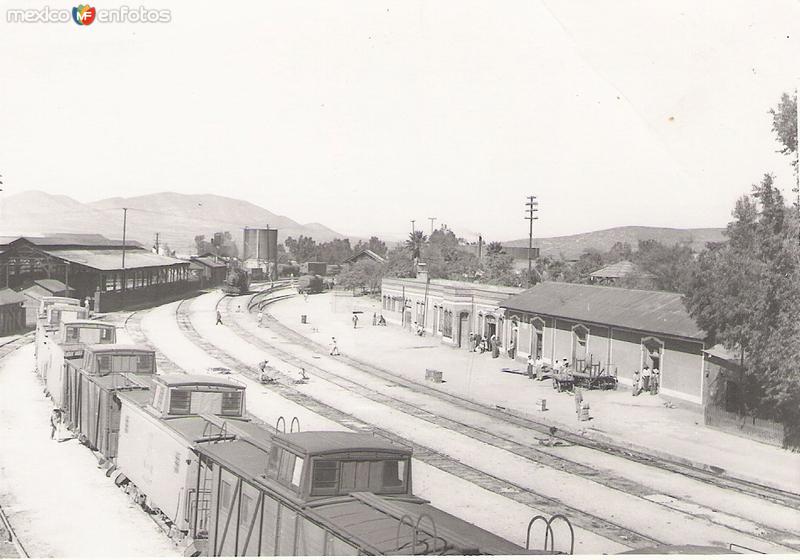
572, 324, 589, 370
530, 317, 545, 360
641, 336, 664, 371
457, 312, 470, 348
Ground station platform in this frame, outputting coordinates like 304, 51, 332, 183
267, 291, 800, 495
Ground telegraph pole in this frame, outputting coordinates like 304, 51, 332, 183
524, 195, 538, 288
154, 232, 160, 254
121, 208, 128, 306
428, 217, 436, 237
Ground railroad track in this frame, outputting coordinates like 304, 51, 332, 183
221, 291, 800, 551
0, 335, 34, 559
253, 292, 800, 513
127, 296, 663, 552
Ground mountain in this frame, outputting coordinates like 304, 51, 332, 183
0, 191, 345, 254
503, 226, 727, 260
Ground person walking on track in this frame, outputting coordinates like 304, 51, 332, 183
329, 337, 340, 356
216, 310, 223, 325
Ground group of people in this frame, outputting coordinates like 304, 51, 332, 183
258, 359, 309, 384
467, 332, 500, 358
632, 365, 660, 396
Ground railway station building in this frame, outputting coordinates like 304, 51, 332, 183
380, 272, 524, 349
0, 235, 194, 312
499, 282, 708, 405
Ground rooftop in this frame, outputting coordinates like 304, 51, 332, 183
500, 281, 705, 340
0, 288, 25, 306
275, 431, 412, 455
33, 278, 72, 293
344, 249, 386, 264
0, 234, 142, 249
384, 276, 525, 295
85, 343, 153, 354
156, 373, 245, 389
590, 260, 655, 279
190, 256, 227, 269
42, 248, 187, 271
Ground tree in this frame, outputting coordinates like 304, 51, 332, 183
770, 92, 798, 157
486, 241, 504, 256
284, 235, 317, 263
336, 259, 384, 293
194, 235, 214, 255
383, 246, 416, 278
633, 240, 696, 293
354, 236, 388, 257
316, 238, 353, 264
405, 231, 427, 261
685, 174, 800, 445
211, 231, 238, 258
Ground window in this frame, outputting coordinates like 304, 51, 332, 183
221, 392, 242, 416
239, 493, 252, 526
97, 355, 112, 373
100, 328, 113, 342
442, 309, 453, 338
220, 480, 232, 511
382, 459, 406, 489
65, 327, 80, 343
169, 390, 191, 415
291, 457, 304, 487
311, 460, 338, 495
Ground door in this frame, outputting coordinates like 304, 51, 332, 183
458, 312, 470, 348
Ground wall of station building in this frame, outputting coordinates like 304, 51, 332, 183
503, 310, 705, 405
380, 278, 521, 350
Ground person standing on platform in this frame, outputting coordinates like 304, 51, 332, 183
372, 312, 377, 326
508, 339, 516, 360
352, 314, 358, 329
216, 310, 223, 326
50, 408, 62, 440
641, 365, 651, 393
491, 335, 499, 358
329, 337, 340, 356
574, 387, 584, 417
651, 368, 660, 395
527, 355, 535, 379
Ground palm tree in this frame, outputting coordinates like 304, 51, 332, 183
486, 241, 504, 256
405, 230, 427, 260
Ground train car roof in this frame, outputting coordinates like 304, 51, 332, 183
197, 437, 271, 483
61, 320, 115, 328
162, 416, 254, 442
85, 343, 153, 353
309, 492, 524, 555
49, 304, 85, 312
156, 373, 245, 389
84, 372, 155, 392
273, 431, 412, 456
620, 545, 738, 554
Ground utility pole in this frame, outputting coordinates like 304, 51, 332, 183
428, 217, 436, 238
154, 232, 160, 255
121, 208, 128, 306
524, 195, 538, 288
477, 234, 483, 260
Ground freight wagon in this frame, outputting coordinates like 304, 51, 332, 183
63, 344, 156, 459
35, 302, 88, 379
116, 374, 252, 534
192, 430, 527, 556
43, 320, 116, 409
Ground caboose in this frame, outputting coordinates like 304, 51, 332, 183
62, 344, 157, 459
44, 320, 116, 410
193, 430, 525, 556
115, 374, 252, 535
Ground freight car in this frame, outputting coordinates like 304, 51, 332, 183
296, 274, 323, 295
35, 303, 89, 379
42, 320, 116, 410
191, 429, 528, 556
62, 344, 157, 459
115, 374, 252, 533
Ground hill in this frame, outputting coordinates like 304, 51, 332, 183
0, 191, 345, 254
503, 226, 727, 260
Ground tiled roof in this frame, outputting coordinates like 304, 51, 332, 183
590, 260, 655, 279
0, 288, 26, 306
500, 281, 704, 340
33, 279, 72, 293
42, 249, 187, 271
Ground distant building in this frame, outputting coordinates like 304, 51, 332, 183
0, 235, 193, 312
20, 279, 73, 327
381, 271, 523, 349
189, 255, 228, 287
300, 262, 328, 276
500, 282, 707, 405
242, 227, 278, 281
0, 288, 26, 336
343, 249, 386, 266
589, 260, 655, 284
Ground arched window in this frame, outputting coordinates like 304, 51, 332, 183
530, 317, 545, 360
571, 324, 589, 369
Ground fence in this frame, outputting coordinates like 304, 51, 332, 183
704, 405, 786, 448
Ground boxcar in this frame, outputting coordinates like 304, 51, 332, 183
63, 344, 156, 459
44, 320, 116, 409
193, 430, 526, 556
35, 303, 88, 379
116, 374, 251, 533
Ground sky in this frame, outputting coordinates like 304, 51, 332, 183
0, 0, 797, 242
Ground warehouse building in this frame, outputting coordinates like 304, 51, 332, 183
0, 288, 26, 336
0, 235, 193, 312
499, 282, 707, 405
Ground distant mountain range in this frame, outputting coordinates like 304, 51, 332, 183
0, 191, 344, 254
503, 226, 727, 260
0, 191, 726, 259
